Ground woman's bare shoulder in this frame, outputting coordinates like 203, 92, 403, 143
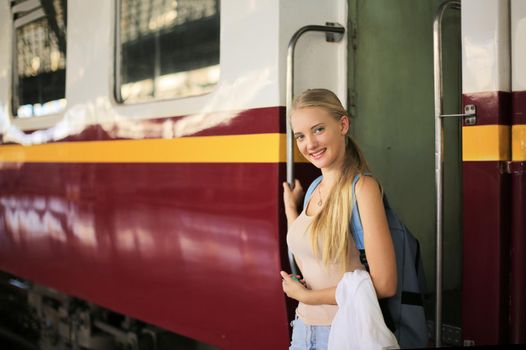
354, 175, 382, 203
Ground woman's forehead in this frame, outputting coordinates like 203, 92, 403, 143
291, 107, 333, 127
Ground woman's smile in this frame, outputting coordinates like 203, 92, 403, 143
309, 148, 327, 160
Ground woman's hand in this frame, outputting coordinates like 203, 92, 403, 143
280, 271, 308, 302
282, 179, 304, 222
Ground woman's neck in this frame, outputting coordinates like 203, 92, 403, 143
320, 167, 342, 189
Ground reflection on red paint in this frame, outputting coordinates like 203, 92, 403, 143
0, 162, 290, 350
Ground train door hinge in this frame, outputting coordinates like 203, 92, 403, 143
350, 20, 358, 50
347, 89, 357, 118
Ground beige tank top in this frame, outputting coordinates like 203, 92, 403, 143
286, 208, 365, 325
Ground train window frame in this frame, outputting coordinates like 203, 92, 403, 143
113, 0, 221, 106
10, 0, 67, 120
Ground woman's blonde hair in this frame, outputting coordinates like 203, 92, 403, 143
292, 88, 370, 271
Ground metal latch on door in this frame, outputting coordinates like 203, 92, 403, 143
439, 104, 477, 125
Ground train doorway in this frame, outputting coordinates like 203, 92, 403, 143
347, 0, 462, 346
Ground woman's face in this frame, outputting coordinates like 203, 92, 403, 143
291, 107, 349, 171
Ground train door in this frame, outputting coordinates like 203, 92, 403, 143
511, 0, 526, 344
460, 0, 511, 345
347, 0, 462, 346
462, 0, 526, 345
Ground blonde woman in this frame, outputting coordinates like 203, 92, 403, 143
281, 89, 397, 350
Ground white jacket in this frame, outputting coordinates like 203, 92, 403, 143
328, 270, 399, 350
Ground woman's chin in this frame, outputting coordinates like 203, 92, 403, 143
309, 158, 328, 169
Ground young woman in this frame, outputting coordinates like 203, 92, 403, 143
281, 89, 397, 350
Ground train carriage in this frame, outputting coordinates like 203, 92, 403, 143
0, 0, 525, 349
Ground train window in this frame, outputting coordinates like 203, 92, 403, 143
116, 0, 220, 104
11, 0, 67, 118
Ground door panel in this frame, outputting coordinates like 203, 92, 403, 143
348, 0, 462, 340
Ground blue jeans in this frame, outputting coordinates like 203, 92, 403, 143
289, 316, 331, 350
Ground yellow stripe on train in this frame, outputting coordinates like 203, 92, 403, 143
513, 125, 526, 161
0, 133, 308, 163
462, 125, 510, 161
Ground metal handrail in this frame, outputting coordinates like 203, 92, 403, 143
285, 23, 345, 275
433, 1, 476, 347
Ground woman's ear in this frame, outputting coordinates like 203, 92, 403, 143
340, 115, 350, 135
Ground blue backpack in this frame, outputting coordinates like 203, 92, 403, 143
303, 174, 428, 349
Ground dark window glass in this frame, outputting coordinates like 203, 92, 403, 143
117, 0, 220, 103
12, 0, 67, 118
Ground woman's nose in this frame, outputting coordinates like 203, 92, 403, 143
305, 136, 318, 149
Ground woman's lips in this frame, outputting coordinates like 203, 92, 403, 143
309, 148, 326, 160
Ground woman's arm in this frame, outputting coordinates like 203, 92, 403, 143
355, 176, 397, 298
301, 287, 337, 305
282, 179, 304, 228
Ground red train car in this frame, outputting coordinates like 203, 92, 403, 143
1, 0, 525, 349
0, 0, 347, 349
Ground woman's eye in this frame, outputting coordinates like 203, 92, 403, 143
314, 127, 324, 134
295, 135, 304, 141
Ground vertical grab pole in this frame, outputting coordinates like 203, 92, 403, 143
286, 24, 344, 275
433, 1, 461, 347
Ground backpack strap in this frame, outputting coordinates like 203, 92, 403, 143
303, 175, 323, 210
350, 172, 373, 250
